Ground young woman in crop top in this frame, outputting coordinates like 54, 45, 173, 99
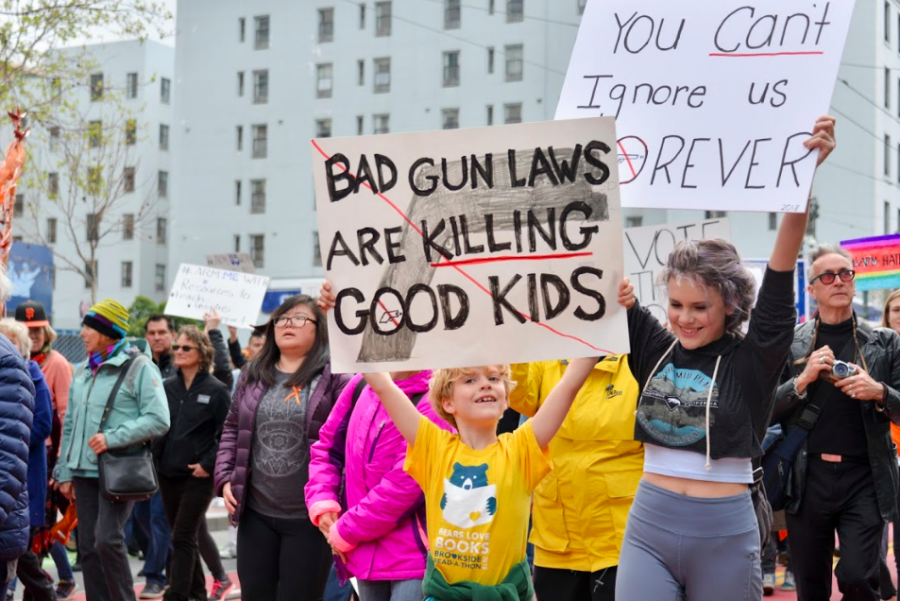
613, 116, 836, 601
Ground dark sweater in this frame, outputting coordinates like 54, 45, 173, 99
627, 268, 797, 459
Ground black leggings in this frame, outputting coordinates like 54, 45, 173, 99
237, 507, 332, 601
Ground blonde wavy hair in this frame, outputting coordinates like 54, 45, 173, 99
428, 365, 515, 429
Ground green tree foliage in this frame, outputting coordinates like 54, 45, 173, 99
126, 295, 200, 337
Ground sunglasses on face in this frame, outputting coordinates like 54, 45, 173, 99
810, 269, 856, 286
171, 344, 197, 352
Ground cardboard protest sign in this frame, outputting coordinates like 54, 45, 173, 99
312, 118, 629, 373
206, 253, 257, 274
166, 263, 270, 327
624, 218, 731, 323
556, 0, 854, 212
841, 234, 900, 291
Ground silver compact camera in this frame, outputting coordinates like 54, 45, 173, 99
830, 360, 858, 381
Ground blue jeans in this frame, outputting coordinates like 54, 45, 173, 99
51, 540, 74, 581
324, 564, 353, 601
357, 579, 422, 601
131, 492, 171, 586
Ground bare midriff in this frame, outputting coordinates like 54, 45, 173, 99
643, 472, 749, 498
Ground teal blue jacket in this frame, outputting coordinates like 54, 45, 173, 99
58, 341, 170, 482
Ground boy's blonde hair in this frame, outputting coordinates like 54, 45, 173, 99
428, 365, 516, 429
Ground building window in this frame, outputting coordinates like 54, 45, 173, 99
317, 63, 333, 98
359, 3, 366, 28
768, 212, 777, 231
358, 59, 365, 86
252, 125, 267, 158
357, 115, 364, 135
250, 234, 265, 268
124, 167, 135, 192
235, 180, 242, 205
87, 166, 102, 195
375, 1, 392, 36
90, 73, 103, 101
13, 194, 23, 218
89, 120, 102, 148
121, 261, 133, 288
236, 125, 243, 151
123, 214, 134, 240
886, 67, 891, 109
159, 123, 169, 151
442, 108, 459, 130
251, 179, 266, 214
87, 213, 99, 242
239, 17, 246, 41
85, 261, 97, 289
49, 127, 60, 152
443, 51, 460, 87
161, 77, 171, 105
48, 172, 59, 197
705, 210, 728, 219
507, 0, 523, 22
887, 201, 892, 235
319, 8, 334, 42
126, 72, 138, 99
124, 119, 137, 145
504, 103, 522, 124
887, 134, 892, 177
505, 44, 523, 81
237, 71, 245, 96
157, 217, 167, 244
155, 264, 166, 292
313, 231, 322, 267
625, 215, 643, 228
46, 218, 57, 244
445, 0, 461, 29
234, 234, 241, 252
158, 171, 168, 198
374, 114, 390, 135
316, 119, 332, 138
489, 0, 495, 14
50, 77, 61, 103
887, 1, 891, 42
897, 143, 900, 183
487, 47, 494, 73
255, 15, 270, 49
578, 0, 587, 14
253, 69, 268, 103
374, 57, 391, 93
486, 105, 494, 125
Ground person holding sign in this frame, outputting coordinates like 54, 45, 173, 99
613, 116, 835, 601
214, 295, 352, 601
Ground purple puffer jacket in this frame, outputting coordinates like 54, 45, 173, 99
214, 361, 351, 523
305, 371, 452, 581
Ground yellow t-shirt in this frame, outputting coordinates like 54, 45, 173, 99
404, 417, 552, 586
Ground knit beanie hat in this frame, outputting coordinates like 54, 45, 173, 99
82, 299, 129, 340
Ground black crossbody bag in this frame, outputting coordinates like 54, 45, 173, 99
97, 357, 159, 503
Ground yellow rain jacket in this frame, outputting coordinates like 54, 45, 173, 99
509, 355, 643, 572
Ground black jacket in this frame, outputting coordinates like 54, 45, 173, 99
773, 317, 900, 520
156, 370, 231, 477
154, 329, 234, 390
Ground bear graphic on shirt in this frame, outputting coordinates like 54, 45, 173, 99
440, 462, 497, 529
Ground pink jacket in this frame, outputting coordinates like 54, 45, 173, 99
305, 371, 451, 581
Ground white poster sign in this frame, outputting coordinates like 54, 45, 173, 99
312, 118, 630, 373
205, 253, 257, 274
624, 218, 731, 323
556, 0, 854, 212
166, 264, 270, 327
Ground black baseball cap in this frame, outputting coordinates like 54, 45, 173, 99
14, 300, 49, 327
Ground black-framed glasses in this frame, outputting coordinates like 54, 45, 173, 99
274, 316, 317, 328
171, 344, 197, 352
810, 269, 856, 286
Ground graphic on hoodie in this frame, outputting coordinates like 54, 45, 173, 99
440, 462, 497, 529
636, 363, 719, 446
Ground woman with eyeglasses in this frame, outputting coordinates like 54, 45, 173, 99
215, 295, 352, 601
154, 325, 231, 601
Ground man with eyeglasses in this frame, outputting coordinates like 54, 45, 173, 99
772, 243, 900, 601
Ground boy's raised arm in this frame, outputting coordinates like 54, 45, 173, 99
363, 373, 422, 445
530, 357, 597, 448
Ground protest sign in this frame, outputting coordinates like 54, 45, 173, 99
624, 218, 731, 323
312, 118, 629, 373
841, 234, 900, 292
206, 253, 257, 274
744, 258, 808, 323
556, 0, 854, 212
165, 263, 270, 327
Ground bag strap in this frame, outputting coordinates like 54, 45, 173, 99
98, 357, 134, 434
348, 377, 368, 415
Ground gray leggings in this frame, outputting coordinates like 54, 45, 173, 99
616, 480, 762, 601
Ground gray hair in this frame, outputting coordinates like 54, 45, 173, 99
658, 239, 757, 337
0, 318, 31, 357
808, 243, 853, 280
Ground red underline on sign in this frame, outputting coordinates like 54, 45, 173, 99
708, 51, 824, 58
310, 139, 612, 355
430, 252, 593, 269
617, 140, 637, 179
